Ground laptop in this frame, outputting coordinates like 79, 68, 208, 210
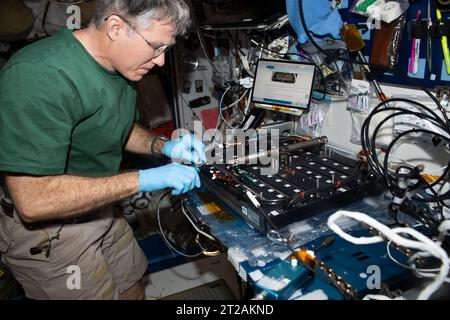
251, 58, 317, 111
194, 0, 287, 30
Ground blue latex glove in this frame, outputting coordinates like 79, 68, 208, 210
286, 0, 342, 44
138, 163, 201, 195
162, 134, 206, 165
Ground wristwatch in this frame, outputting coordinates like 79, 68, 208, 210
150, 134, 169, 155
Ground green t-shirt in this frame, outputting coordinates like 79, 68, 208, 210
0, 29, 138, 188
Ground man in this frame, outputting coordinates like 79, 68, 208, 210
0, 0, 205, 299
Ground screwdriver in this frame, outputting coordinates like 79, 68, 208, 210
427, 0, 433, 71
341, 24, 388, 102
436, 8, 450, 74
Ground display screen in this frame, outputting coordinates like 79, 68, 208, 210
251, 59, 316, 110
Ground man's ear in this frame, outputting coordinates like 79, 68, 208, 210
105, 15, 123, 41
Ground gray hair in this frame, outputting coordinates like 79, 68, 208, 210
93, 0, 191, 35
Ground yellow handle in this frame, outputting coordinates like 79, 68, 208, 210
436, 9, 450, 74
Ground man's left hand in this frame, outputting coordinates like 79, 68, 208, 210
162, 134, 206, 165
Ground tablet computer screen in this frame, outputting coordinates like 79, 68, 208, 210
251, 59, 316, 110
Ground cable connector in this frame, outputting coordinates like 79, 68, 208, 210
239, 77, 254, 89
251, 290, 268, 300
246, 190, 261, 208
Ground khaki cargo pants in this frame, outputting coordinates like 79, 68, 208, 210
0, 203, 148, 299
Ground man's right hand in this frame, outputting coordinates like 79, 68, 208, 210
138, 163, 201, 195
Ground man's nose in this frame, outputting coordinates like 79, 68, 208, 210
152, 53, 165, 67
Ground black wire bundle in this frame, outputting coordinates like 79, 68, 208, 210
360, 98, 450, 200
296, 0, 448, 116
295, 0, 450, 204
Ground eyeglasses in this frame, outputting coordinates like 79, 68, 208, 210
104, 14, 173, 59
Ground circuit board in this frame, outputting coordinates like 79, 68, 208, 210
252, 229, 413, 300
200, 144, 384, 234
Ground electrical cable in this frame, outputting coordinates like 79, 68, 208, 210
203, 2, 450, 297
359, 96, 450, 202
223, 166, 357, 299
217, 86, 233, 128
216, 83, 250, 130
227, 30, 247, 58
363, 294, 405, 300
181, 200, 216, 241
222, 89, 249, 116
386, 240, 450, 283
228, 166, 287, 205
195, 234, 221, 256
297, 0, 449, 126
193, 18, 221, 74
297, 0, 450, 203
156, 190, 203, 258
327, 210, 450, 300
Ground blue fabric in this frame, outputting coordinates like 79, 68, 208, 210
286, 0, 343, 44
